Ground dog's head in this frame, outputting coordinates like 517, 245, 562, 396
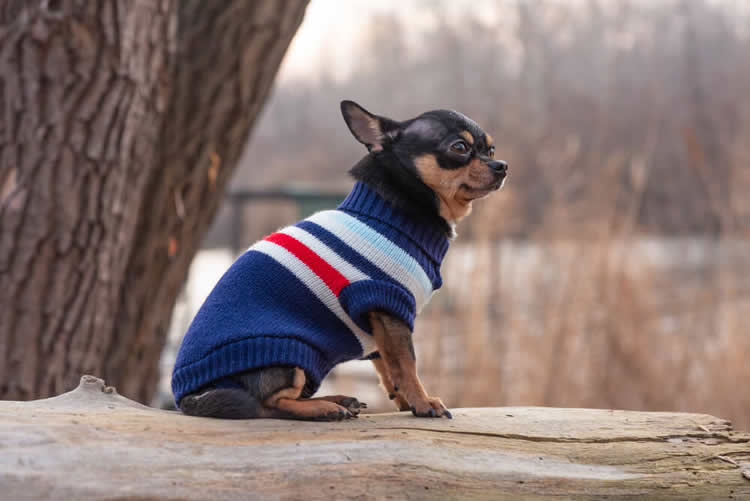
341, 100, 507, 228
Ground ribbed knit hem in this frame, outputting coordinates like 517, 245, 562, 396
338, 181, 450, 265
171, 336, 331, 404
339, 280, 416, 332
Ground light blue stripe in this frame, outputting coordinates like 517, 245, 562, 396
308, 211, 433, 302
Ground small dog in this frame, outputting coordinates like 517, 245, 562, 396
172, 101, 507, 421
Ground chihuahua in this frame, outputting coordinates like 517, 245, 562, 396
171, 101, 507, 421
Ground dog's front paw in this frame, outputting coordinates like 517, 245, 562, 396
410, 396, 452, 419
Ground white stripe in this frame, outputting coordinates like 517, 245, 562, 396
307, 211, 432, 311
280, 226, 370, 283
321, 211, 435, 303
249, 240, 378, 356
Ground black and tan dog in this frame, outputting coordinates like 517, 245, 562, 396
177, 101, 507, 421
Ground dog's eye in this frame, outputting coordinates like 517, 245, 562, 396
450, 140, 469, 154
488, 146, 495, 158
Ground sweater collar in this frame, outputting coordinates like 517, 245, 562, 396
337, 181, 451, 266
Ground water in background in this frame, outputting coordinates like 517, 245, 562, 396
157, 236, 750, 427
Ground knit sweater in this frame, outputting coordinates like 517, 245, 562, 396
171, 181, 450, 404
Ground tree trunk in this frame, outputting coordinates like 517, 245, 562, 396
0, 0, 308, 402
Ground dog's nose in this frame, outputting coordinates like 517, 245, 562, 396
489, 160, 508, 174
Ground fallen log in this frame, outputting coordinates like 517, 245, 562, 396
1, 375, 748, 500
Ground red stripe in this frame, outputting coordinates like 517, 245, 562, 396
264, 232, 350, 296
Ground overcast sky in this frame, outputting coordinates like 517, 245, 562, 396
277, 0, 505, 82
277, 0, 747, 83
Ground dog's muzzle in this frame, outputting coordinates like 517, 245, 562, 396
488, 160, 508, 177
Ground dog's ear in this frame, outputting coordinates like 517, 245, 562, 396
341, 100, 400, 152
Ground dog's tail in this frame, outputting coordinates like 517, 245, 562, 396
178, 388, 292, 419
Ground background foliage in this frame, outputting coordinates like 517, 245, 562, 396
178, 0, 750, 427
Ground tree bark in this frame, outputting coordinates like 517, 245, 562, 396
2, 376, 749, 500
0, 0, 308, 402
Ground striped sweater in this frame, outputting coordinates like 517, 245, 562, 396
171, 181, 449, 404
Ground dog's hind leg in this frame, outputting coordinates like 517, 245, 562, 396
305, 395, 367, 416
262, 367, 357, 421
179, 388, 269, 419
179, 366, 302, 419
179, 366, 358, 421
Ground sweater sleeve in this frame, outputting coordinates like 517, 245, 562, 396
338, 279, 417, 333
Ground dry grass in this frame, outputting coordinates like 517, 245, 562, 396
414, 235, 750, 428
164, 0, 750, 429
408, 149, 750, 429
329, 144, 750, 429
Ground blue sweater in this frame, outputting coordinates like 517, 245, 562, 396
171, 182, 449, 404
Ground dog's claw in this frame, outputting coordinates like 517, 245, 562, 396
314, 406, 356, 421
409, 397, 450, 418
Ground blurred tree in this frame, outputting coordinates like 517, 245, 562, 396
0, 0, 308, 402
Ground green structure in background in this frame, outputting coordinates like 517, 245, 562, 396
227, 188, 348, 255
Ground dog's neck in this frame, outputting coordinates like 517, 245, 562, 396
347, 152, 455, 238
337, 178, 451, 268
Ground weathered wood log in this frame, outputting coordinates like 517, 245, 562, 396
1, 376, 749, 500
